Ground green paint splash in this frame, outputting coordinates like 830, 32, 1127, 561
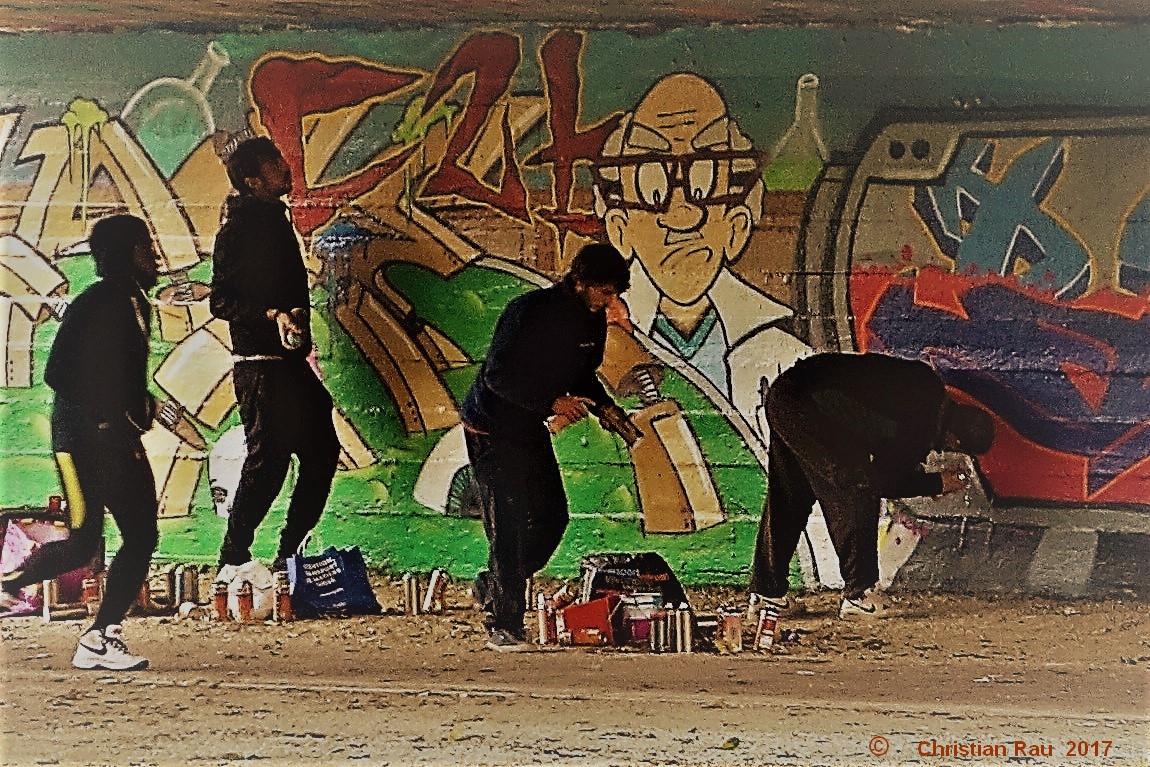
391, 95, 458, 218
61, 98, 109, 224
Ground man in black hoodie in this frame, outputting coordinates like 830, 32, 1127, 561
462, 243, 634, 649
1, 215, 163, 670
210, 137, 339, 570
749, 352, 995, 620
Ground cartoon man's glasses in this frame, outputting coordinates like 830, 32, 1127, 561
592, 150, 765, 213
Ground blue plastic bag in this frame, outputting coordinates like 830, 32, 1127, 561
287, 546, 382, 618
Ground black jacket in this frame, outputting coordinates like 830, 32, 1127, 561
770, 353, 951, 498
210, 194, 311, 358
461, 280, 612, 441
45, 275, 154, 435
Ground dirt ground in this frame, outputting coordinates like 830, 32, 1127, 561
2, 579, 1148, 767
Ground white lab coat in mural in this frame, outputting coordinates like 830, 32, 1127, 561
625, 258, 844, 589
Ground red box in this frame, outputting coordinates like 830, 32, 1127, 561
561, 595, 621, 646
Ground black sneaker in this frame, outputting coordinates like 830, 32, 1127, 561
485, 627, 529, 652
472, 571, 494, 612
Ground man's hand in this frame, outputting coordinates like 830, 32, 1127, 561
551, 394, 594, 423
274, 308, 309, 350
605, 295, 635, 334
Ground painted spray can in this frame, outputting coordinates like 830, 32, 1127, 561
535, 592, 557, 645
197, 566, 215, 606
235, 581, 253, 623
717, 608, 744, 653
273, 571, 293, 622
649, 608, 666, 653
422, 568, 450, 614
174, 564, 199, 605
82, 576, 101, 617
402, 572, 421, 615
677, 603, 693, 653
212, 582, 229, 621
754, 605, 779, 651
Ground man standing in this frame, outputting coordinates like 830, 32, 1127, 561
749, 352, 995, 619
463, 243, 633, 649
1, 215, 164, 670
211, 137, 339, 570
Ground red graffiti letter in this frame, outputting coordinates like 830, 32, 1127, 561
531, 30, 620, 236
419, 32, 529, 220
250, 55, 422, 235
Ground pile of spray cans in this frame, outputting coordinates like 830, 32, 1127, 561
401, 568, 451, 615
648, 603, 694, 653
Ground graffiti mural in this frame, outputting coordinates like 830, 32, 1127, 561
842, 119, 1150, 506
0, 24, 1147, 586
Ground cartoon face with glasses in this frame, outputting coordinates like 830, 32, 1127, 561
593, 73, 810, 418
595, 74, 767, 319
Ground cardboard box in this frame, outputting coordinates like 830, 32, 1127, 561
561, 594, 621, 646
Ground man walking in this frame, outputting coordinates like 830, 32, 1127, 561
1, 215, 165, 670
463, 243, 634, 649
210, 137, 339, 570
749, 352, 995, 619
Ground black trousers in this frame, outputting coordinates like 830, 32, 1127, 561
464, 425, 569, 634
4, 412, 158, 632
219, 358, 340, 566
749, 375, 881, 600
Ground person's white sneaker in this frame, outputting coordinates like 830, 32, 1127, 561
72, 625, 149, 671
839, 588, 890, 619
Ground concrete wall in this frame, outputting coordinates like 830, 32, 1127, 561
1, 22, 1147, 591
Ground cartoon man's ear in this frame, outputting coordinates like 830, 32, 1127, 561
722, 205, 753, 264
604, 209, 633, 259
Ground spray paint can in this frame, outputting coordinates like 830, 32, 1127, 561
212, 582, 229, 621
132, 581, 153, 615
649, 608, 665, 653
273, 571, 293, 622
717, 608, 744, 653
82, 576, 101, 617
754, 605, 779, 651
535, 592, 557, 645
422, 568, 450, 614
677, 603, 693, 653
402, 572, 421, 615
173, 564, 188, 605
176, 564, 200, 605
197, 566, 215, 606
235, 581, 253, 623
40, 579, 56, 623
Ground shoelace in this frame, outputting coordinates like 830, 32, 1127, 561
103, 634, 132, 654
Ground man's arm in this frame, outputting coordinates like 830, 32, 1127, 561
209, 227, 275, 325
